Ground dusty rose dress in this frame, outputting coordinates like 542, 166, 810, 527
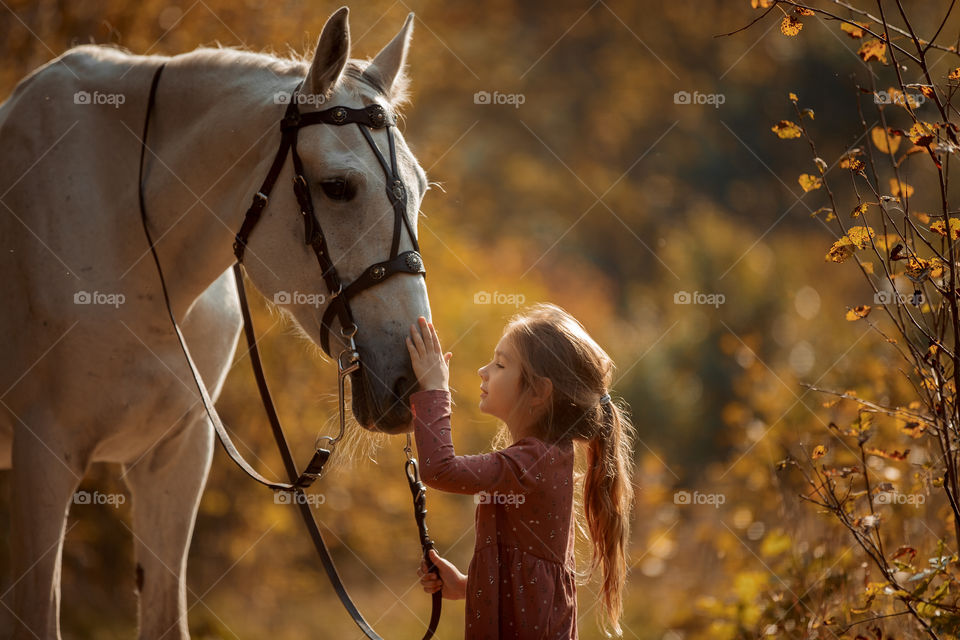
411, 389, 578, 639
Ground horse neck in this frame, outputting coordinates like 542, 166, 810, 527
144, 58, 298, 318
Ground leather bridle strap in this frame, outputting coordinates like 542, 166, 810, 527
233, 85, 426, 358
137, 62, 440, 639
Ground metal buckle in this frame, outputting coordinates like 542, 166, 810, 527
331, 107, 348, 124
252, 191, 268, 209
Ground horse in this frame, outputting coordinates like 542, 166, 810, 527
0, 7, 431, 638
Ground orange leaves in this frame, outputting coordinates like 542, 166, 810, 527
950, 67, 960, 81
907, 121, 936, 147
864, 446, 910, 461
930, 218, 960, 240
811, 444, 827, 459
889, 178, 914, 199
771, 120, 802, 139
798, 173, 822, 192
851, 202, 868, 218
846, 305, 871, 321
870, 126, 900, 154
751, 0, 774, 7
780, 15, 803, 37
858, 38, 888, 64
826, 226, 875, 263
841, 21, 869, 38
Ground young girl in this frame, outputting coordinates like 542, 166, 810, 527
404, 303, 636, 639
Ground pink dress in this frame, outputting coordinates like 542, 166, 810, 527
411, 389, 578, 639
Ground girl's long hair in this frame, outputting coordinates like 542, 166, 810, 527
500, 303, 636, 636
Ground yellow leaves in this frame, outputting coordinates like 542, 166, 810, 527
889, 178, 914, 199
788, 92, 798, 102
851, 202, 868, 218
864, 446, 910, 461
771, 120, 802, 139
759, 529, 792, 558
812, 444, 827, 459
908, 121, 936, 146
751, 0, 774, 7
846, 305, 871, 321
811, 206, 835, 221
826, 226, 875, 263
871, 126, 901, 154
914, 212, 931, 224
798, 173, 822, 192
841, 21, 869, 38
950, 67, 960, 81
846, 226, 876, 247
826, 242, 854, 263
781, 15, 803, 37
795, 7, 814, 17
840, 149, 866, 173
930, 218, 960, 240
859, 38, 888, 64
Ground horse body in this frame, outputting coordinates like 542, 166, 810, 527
0, 8, 428, 638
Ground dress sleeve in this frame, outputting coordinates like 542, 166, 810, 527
410, 389, 546, 496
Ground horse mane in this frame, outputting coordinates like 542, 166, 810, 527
183, 44, 411, 112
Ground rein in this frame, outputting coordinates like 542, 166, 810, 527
136, 61, 441, 639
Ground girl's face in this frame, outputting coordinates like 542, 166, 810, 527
477, 335, 525, 426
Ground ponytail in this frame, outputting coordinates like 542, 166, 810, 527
583, 398, 635, 636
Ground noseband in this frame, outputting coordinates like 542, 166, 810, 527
136, 62, 439, 640
232, 82, 426, 358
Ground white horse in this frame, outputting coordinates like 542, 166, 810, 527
0, 7, 431, 639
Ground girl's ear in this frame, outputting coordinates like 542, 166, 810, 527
531, 376, 553, 407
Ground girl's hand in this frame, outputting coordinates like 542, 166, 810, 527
418, 549, 467, 600
406, 316, 452, 392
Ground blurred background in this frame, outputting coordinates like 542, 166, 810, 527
2, 0, 960, 638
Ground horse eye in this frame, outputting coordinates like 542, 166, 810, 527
320, 178, 353, 201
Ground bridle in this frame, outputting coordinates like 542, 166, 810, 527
231, 75, 426, 360
136, 62, 440, 639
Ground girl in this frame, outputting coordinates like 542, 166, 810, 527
405, 303, 636, 639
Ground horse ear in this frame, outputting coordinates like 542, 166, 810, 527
304, 6, 351, 97
365, 12, 414, 103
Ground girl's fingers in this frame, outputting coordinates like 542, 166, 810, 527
405, 336, 417, 359
429, 323, 442, 352
418, 317, 434, 355
409, 322, 426, 354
